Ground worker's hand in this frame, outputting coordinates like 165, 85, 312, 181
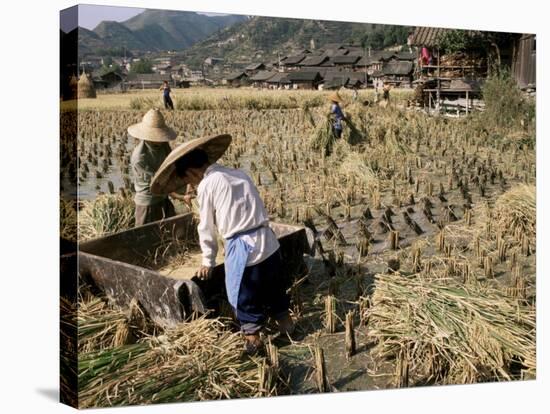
196, 266, 213, 281
182, 194, 194, 208
170, 192, 195, 208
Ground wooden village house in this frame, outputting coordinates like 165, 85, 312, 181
223, 71, 249, 87
126, 73, 173, 89
286, 71, 322, 89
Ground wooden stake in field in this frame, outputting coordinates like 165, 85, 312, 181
437, 230, 445, 252
395, 346, 410, 388
359, 297, 370, 327
324, 295, 336, 334
389, 230, 399, 250
345, 311, 356, 360
413, 248, 422, 273
314, 344, 330, 393
465, 208, 472, 226
497, 236, 508, 263
267, 338, 280, 370
484, 256, 494, 279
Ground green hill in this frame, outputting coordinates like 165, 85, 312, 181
77, 10, 247, 54
123, 10, 246, 50
93, 21, 148, 50
180, 16, 411, 68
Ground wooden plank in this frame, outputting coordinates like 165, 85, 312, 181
80, 213, 197, 267
79, 251, 208, 327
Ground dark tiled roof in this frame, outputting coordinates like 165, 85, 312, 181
225, 71, 248, 81
382, 61, 414, 75
302, 66, 330, 77
266, 72, 290, 83
410, 27, 480, 47
356, 56, 380, 66
396, 51, 416, 60
286, 71, 321, 82
332, 55, 361, 65
249, 70, 277, 82
281, 55, 306, 65
299, 55, 329, 66
245, 62, 265, 71
376, 51, 398, 61
323, 71, 346, 82
322, 48, 349, 57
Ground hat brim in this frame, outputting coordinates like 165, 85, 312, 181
127, 123, 177, 142
328, 93, 342, 103
151, 134, 232, 195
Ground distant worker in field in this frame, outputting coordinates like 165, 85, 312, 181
150, 134, 294, 355
160, 80, 174, 110
129, 108, 187, 226
383, 82, 392, 101
329, 91, 345, 138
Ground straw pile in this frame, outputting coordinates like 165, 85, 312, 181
310, 114, 336, 156
78, 72, 96, 99
77, 297, 148, 353
78, 193, 135, 241
60, 197, 77, 242
78, 316, 273, 408
494, 185, 536, 241
366, 273, 536, 385
339, 152, 380, 192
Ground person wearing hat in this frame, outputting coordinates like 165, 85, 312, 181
151, 134, 294, 354
128, 108, 185, 226
329, 91, 345, 138
160, 80, 174, 110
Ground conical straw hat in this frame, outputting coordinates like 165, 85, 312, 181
127, 108, 177, 142
328, 91, 343, 103
151, 134, 232, 194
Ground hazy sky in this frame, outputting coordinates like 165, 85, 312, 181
60, 4, 228, 32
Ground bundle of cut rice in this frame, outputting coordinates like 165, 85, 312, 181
366, 273, 536, 385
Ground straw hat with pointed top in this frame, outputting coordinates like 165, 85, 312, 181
151, 134, 232, 194
328, 91, 343, 103
127, 108, 177, 142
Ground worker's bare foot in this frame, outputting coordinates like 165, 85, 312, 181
276, 313, 295, 336
243, 333, 264, 356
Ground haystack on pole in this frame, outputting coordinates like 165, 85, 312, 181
78, 70, 96, 99
69, 73, 78, 99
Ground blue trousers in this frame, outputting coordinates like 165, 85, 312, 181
235, 249, 290, 334
163, 95, 174, 110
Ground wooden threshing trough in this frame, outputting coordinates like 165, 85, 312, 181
62, 213, 310, 327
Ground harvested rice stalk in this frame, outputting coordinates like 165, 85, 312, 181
311, 115, 336, 156
367, 274, 536, 385
395, 346, 410, 388
78, 194, 134, 241
77, 297, 131, 353
494, 185, 535, 242
345, 311, 356, 360
324, 295, 337, 334
78, 317, 273, 407
339, 152, 380, 192
313, 344, 330, 393
60, 198, 78, 242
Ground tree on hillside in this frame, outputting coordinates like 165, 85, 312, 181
129, 59, 153, 74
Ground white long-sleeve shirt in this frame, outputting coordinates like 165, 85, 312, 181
197, 163, 280, 267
